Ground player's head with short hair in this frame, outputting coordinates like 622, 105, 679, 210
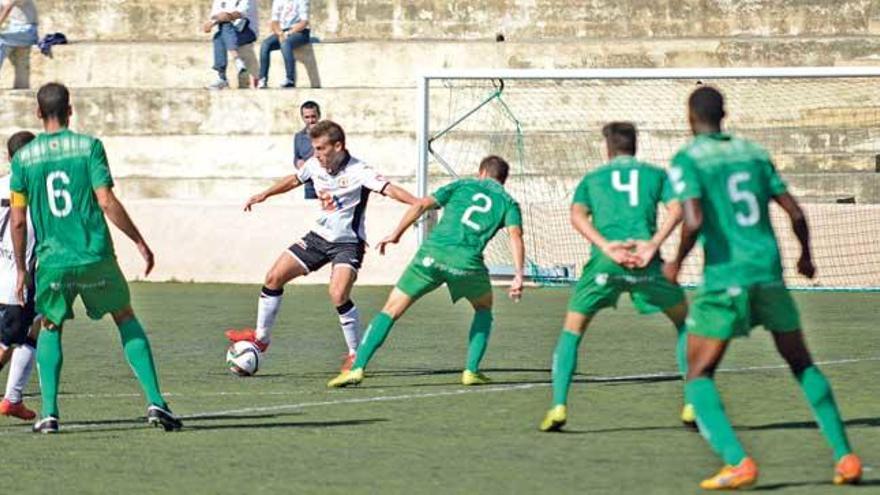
602, 122, 637, 157
300, 100, 321, 128
7, 131, 36, 162
309, 120, 348, 173
37, 82, 72, 126
478, 155, 510, 185
688, 85, 725, 132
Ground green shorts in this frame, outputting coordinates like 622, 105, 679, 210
687, 281, 801, 340
396, 248, 491, 303
567, 255, 685, 316
36, 257, 131, 326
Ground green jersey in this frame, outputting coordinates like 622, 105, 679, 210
10, 129, 116, 268
671, 132, 788, 290
425, 178, 522, 269
572, 155, 674, 259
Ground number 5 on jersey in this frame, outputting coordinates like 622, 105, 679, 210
461, 193, 493, 231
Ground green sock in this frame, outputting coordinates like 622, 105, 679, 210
685, 377, 747, 465
36, 328, 63, 418
551, 329, 583, 407
797, 366, 852, 460
465, 310, 493, 373
352, 312, 395, 370
675, 323, 688, 377
118, 318, 166, 408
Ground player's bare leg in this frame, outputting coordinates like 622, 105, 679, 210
685, 335, 757, 489
329, 265, 361, 371
327, 288, 418, 388
771, 331, 860, 484
462, 291, 494, 385
110, 306, 181, 431
540, 311, 592, 432
662, 301, 695, 427
228, 252, 308, 351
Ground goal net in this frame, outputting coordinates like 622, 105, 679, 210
416, 68, 880, 290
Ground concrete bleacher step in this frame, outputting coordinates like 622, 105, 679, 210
5, 37, 880, 89
37, 0, 880, 42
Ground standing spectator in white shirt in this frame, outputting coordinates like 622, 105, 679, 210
204, 0, 259, 90
258, 0, 310, 89
0, 0, 37, 89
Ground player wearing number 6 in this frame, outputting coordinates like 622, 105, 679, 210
539, 122, 691, 433
664, 86, 861, 489
328, 155, 525, 388
9, 83, 181, 433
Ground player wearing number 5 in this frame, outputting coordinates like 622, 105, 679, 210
664, 86, 861, 489
328, 155, 525, 388
539, 122, 691, 432
9, 83, 181, 433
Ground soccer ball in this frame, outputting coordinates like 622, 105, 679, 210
226, 341, 262, 376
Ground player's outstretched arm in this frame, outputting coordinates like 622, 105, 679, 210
0, 3, 14, 27
774, 192, 815, 279
377, 196, 436, 255
10, 194, 28, 305
635, 200, 683, 268
244, 174, 302, 211
383, 184, 418, 206
507, 226, 525, 301
663, 198, 702, 283
570, 203, 635, 266
95, 187, 155, 276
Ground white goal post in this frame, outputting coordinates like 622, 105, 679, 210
415, 67, 880, 290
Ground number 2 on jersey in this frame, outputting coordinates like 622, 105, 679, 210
47, 171, 73, 218
611, 170, 639, 207
461, 193, 493, 231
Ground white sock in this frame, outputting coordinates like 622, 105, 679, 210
255, 286, 284, 343
337, 301, 360, 354
4, 343, 35, 403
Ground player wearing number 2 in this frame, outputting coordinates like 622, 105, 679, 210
10, 83, 181, 433
539, 122, 691, 432
328, 155, 525, 388
664, 86, 861, 489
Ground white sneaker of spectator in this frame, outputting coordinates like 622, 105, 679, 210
235, 57, 247, 74
207, 79, 230, 90
257, 78, 268, 89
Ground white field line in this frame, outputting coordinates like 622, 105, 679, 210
1, 355, 874, 434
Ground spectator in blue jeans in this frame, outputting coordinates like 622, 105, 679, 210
204, 0, 259, 90
259, 0, 310, 89
0, 0, 38, 89
294, 100, 321, 199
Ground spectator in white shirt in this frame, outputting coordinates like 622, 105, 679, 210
258, 0, 310, 89
204, 0, 259, 90
0, 0, 37, 89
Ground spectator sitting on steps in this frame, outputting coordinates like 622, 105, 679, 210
204, 0, 259, 90
0, 0, 38, 89
259, 0, 310, 89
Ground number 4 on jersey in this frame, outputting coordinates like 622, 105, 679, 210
612, 170, 639, 207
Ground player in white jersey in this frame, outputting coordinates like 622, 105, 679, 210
226, 120, 417, 371
0, 131, 39, 420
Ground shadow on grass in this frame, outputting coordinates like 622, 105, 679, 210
754, 479, 880, 491
740, 416, 880, 431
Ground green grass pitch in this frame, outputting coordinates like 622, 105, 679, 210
2, 283, 878, 494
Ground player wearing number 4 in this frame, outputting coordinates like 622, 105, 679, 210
328, 155, 525, 388
664, 86, 861, 489
539, 122, 692, 433
10, 83, 181, 433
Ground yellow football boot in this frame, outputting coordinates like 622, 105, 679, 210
327, 367, 364, 388
539, 405, 567, 432
681, 403, 697, 429
461, 370, 491, 386
699, 457, 758, 490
